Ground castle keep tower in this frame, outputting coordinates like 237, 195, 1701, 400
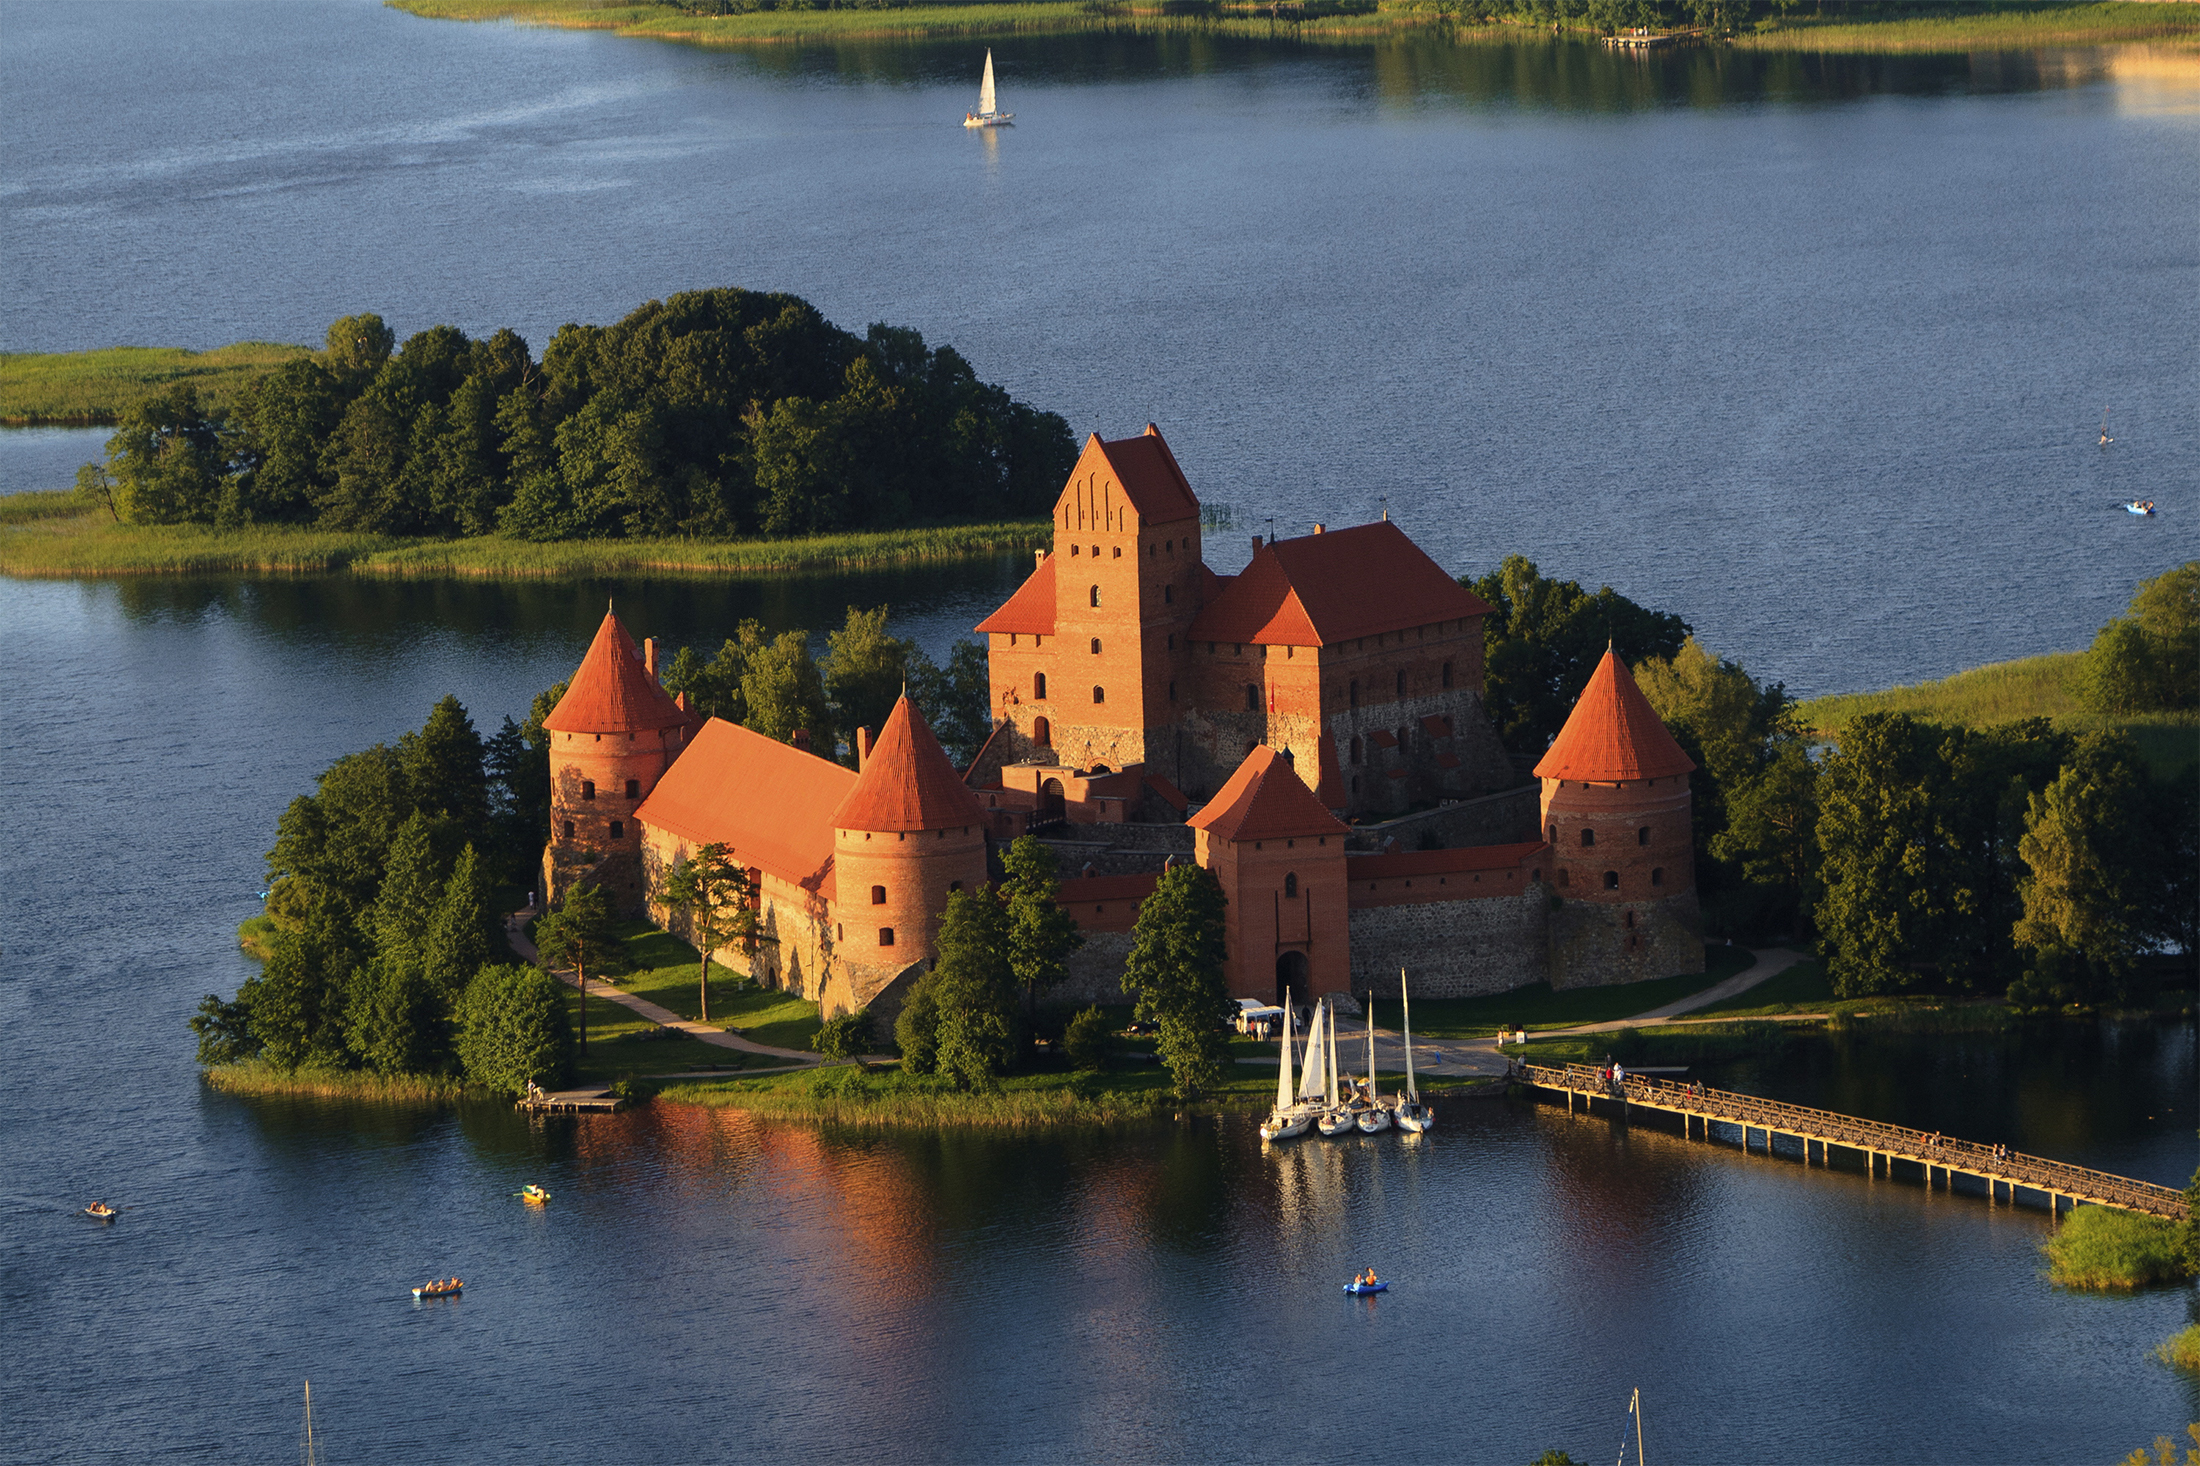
541, 607, 693, 913
1188, 746, 1351, 1008
829, 695, 992, 1013
1534, 648, 1702, 987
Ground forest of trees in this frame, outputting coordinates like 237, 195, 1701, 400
98, 288, 1076, 540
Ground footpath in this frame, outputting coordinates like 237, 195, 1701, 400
506, 909, 822, 1066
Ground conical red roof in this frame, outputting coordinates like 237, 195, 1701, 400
1533, 649, 1696, 782
542, 608, 690, 735
1189, 746, 1349, 843
832, 695, 987, 833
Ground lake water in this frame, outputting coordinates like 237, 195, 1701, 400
4, 6, 2199, 1460
2, 568, 2197, 1463
4, 1, 2198, 696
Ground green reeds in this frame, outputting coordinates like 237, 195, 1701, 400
662, 1066, 1185, 1128
2041, 1204, 2191, 1290
202, 1061, 472, 1103
236, 915, 279, 961
1732, 3, 2200, 52
0, 342, 313, 425
0, 489, 99, 526
2156, 1324, 2200, 1373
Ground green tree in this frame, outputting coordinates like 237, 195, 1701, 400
663, 626, 758, 726
2076, 562, 2198, 715
369, 811, 455, 970
812, 1010, 876, 1060
824, 604, 914, 757
893, 970, 942, 1075
266, 742, 414, 927
2011, 733, 2151, 1007
1465, 554, 1690, 756
345, 957, 442, 1075
1062, 1006, 1112, 1071
1814, 714, 1959, 997
456, 962, 574, 1096
400, 694, 489, 833
910, 639, 994, 767
189, 993, 260, 1066
1000, 836, 1083, 1024
1121, 863, 1233, 1100
322, 311, 396, 392
105, 383, 226, 524
243, 911, 361, 1071
423, 844, 495, 997
742, 626, 833, 749
661, 842, 761, 1023
1713, 740, 1819, 935
534, 882, 628, 1053
929, 887, 1017, 1089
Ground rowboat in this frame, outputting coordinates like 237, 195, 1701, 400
411, 1280, 462, 1299
519, 1184, 551, 1204
83, 1202, 116, 1220
2124, 500, 2156, 516
1343, 1280, 1388, 1295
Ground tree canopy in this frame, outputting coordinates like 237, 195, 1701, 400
107, 289, 1076, 539
2075, 561, 2198, 715
1121, 864, 1234, 1100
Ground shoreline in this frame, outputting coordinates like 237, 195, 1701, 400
383, 0, 2200, 52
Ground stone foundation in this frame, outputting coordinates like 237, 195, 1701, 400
1547, 889, 1703, 989
1346, 887, 1550, 997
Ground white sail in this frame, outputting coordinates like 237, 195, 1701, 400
1401, 967, 1415, 1102
1298, 1000, 1328, 1101
1326, 1001, 1340, 1105
1275, 1004, 1295, 1112
979, 50, 997, 116
1365, 1000, 1378, 1101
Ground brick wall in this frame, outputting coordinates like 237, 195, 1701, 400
1346, 887, 1550, 997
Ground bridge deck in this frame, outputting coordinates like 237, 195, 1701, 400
1517, 1062, 2186, 1220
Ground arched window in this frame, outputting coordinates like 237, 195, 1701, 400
870, 885, 886, 905
581, 779, 596, 801
1603, 870, 1620, 890
1638, 826, 1651, 846
1441, 661, 1453, 689
1246, 684, 1259, 712
1033, 715, 1051, 747
1284, 872, 1298, 898
1349, 679, 1360, 709
1091, 637, 1102, 655
1092, 685, 1105, 704
1651, 867, 1665, 887
1351, 775, 1361, 793
1396, 727, 1409, 751
1548, 823, 1558, 845
1089, 585, 1101, 607
1624, 911, 1636, 929
1351, 736, 1363, 766
1034, 672, 1048, 700
1164, 585, 1174, 604
624, 778, 640, 799
1112, 546, 1122, 558
879, 927, 895, 946
1580, 828, 1596, 848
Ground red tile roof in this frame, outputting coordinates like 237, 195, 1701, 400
1533, 649, 1698, 783
974, 551, 1057, 637
635, 718, 855, 889
1188, 746, 1349, 844
1346, 842, 1548, 881
1189, 521, 1492, 646
832, 695, 988, 833
543, 608, 692, 735
1090, 425, 1200, 527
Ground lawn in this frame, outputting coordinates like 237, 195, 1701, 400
0, 341, 313, 424
592, 919, 825, 1053
1376, 944, 1758, 1038
1691, 959, 1834, 1017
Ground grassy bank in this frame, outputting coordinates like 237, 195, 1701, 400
1379, 944, 1757, 1039
0, 513, 1047, 578
1798, 651, 2199, 777
203, 1060, 475, 1102
387, 0, 2199, 49
0, 342, 313, 426
2041, 1204, 2190, 1289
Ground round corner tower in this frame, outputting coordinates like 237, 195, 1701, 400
541, 606, 694, 914
828, 695, 992, 1016
1534, 647, 1702, 989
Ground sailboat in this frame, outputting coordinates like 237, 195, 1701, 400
962, 50, 1013, 129
1394, 968, 1435, 1133
1355, 1001, 1392, 1133
1314, 1001, 1357, 1137
1258, 1005, 1309, 1141
302, 1380, 319, 1466
2099, 407, 2113, 447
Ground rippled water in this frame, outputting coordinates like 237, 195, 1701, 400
5, 1, 2198, 695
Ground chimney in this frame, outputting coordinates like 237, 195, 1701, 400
1251, 535, 1263, 554
856, 726, 872, 770
642, 637, 659, 682
792, 729, 810, 753
1036, 548, 1047, 571
1313, 523, 1325, 534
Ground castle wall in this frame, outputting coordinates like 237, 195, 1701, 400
545, 722, 687, 911
1054, 931, 1136, 1006
1349, 784, 1541, 854
1347, 886, 1550, 998
1547, 889, 1704, 990
639, 824, 838, 1013
1197, 827, 1351, 1005
1539, 776, 1696, 905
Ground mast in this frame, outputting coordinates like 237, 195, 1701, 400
1326, 1001, 1340, 1106
979, 50, 997, 115
1365, 998, 1378, 1101
1275, 1004, 1295, 1113
303, 1380, 316, 1466
1299, 1000, 1328, 1102
1401, 967, 1416, 1103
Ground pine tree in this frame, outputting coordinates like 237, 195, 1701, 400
2012, 734, 2150, 1007
400, 694, 489, 833
1121, 864, 1233, 1101
823, 604, 913, 758
661, 842, 762, 1023
371, 811, 452, 970
534, 882, 627, 1053
423, 844, 494, 998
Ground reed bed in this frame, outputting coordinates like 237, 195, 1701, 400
2157, 1324, 2200, 1374
203, 1061, 473, 1103
661, 1067, 1194, 1128
2041, 1204, 2190, 1290
1733, 3, 2200, 52
0, 342, 312, 425
0, 517, 404, 575
0, 489, 100, 526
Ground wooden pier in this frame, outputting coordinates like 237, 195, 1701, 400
519, 1085, 626, 1115
1518, 1063, 2187, 1220
1603, 29, 1699, 50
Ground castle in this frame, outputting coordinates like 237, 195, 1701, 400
539, 424, 1703, 1023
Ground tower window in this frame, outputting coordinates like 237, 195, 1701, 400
1638, 826, 1651, 846
1034, 715, 1051, 746
1071, 545, 1080, 556
561, 820, 575, 840
1092, 686, 1105, 704
1351, 736, 1363, 765
1091, 637, 1102, 655
625, 779, 640, 799
1246, 684, 1259, 712
1548, 823, 1558, 844
1604, 870, 1620, 890
1580, 828, 1595, 847
871, 885, 887, 905
1090, 585, 1101, 607
609, 821, 624, 840
1284, 873, 1298, 898
1113, 546, 1122, 558
1167, 635, 1175, 650
1034, 672, 1048, 700
879, 928, 895, 947
1442, 661, 1453, 689
1349, 680, 1360, 709
1164, 585, 1174, 604
1169, 681, 1178, 702
1558, 868, 1570, 887
1651, 867, 1665, 887
1396, 670, 1405, 698
1625, 911, 1636, 929
581, 780, 596, 801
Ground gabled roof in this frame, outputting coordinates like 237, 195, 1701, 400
1189, 746, 1349, 844
1533, 649, 1698, 782
975, 552, 1056, 637
543, 608, 693, 735
832, 695, 988, 833
635, 718, 855, 889
1079, 424, 1200, 527
1189, 520, 1493, 646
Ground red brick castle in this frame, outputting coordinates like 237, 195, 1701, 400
540, 425, 1702, 1022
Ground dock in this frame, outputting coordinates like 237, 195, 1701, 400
1602, 28, 1701, 49
1517, 1063, 2186, 1220
519, 1085, 626, 1114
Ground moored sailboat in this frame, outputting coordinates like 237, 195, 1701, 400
1355, 1002, 1392, 1133
1258, 1005, 1309, 1141
1394, 967, 1435, 1133
1313, 1000, 1358, 1137
962, 50, 1013, 128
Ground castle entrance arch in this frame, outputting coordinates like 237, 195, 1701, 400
1275, 950, 1310, 1014
1039, 778, 1065, 825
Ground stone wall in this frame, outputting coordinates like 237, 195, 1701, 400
1350, 784, 1541, 853
1346, 886, 1550, 997
1054, 930, 1135, 1005
1547, 889, 1703, 990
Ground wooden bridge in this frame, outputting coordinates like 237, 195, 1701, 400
1517, 1062, 2187, 1221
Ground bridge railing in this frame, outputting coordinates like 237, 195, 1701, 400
1519, 1063, 2186, 1220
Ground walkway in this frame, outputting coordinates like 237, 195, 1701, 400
506, 910, 822, 1065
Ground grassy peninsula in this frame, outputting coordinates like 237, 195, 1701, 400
2041, 1203, 2191, 1290
0, 342, 312, 426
